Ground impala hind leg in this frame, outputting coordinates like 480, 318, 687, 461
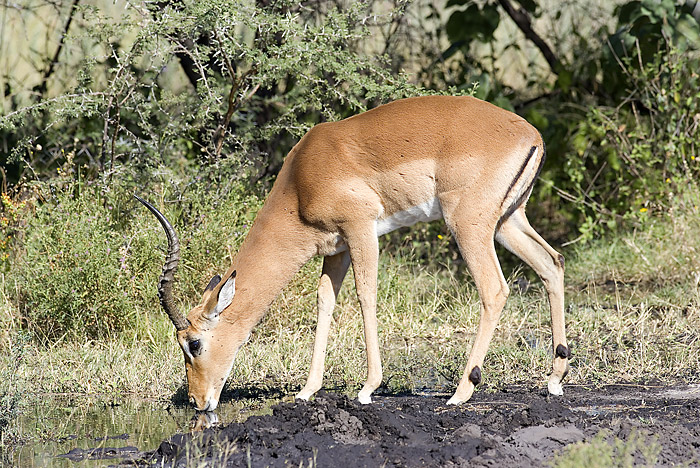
297, 251, 351, 401
441, 204, 510, 405
496, 208, 569, 395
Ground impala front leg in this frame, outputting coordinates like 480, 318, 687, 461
345, 226, 382, 404
297, 251, 351, 401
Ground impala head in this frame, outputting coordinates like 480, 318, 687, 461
135, 195, 244, 412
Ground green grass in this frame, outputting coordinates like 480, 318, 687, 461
6, 207, 700, 398
564, 205, 700, 384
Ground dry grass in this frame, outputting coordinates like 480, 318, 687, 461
232, 203, 700, 396
2, 205, 700, 410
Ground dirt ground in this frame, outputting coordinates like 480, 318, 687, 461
122, 383, 700, 467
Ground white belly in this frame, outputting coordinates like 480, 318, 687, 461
375, 197, 443, 236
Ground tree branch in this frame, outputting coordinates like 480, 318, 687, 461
152, 1, 226, 90
36, 0, 80, 98
212, 50, 258, 159
497, 0, 561, 75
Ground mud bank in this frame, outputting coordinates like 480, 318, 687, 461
131, 383, 700, 467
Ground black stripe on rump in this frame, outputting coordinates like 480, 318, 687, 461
498, 144, 546, 227
502, 145, 537, 207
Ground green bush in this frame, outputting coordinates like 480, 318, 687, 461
564, 47, 699, 238
16, 188, 135, 340
139, 180, 265, 303
1, 0, 424, 187
8, 160, 265, 341
550, 429, 660, 468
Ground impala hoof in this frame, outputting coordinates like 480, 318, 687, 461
447, 383, 474, 405
446, 395, 464, 406
548, 380, 564, 396
357, 392, 373, 404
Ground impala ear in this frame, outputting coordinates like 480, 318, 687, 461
209, 270, 236, 318
204, 274, 222, 292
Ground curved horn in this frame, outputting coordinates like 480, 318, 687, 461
134, 195, 190, 331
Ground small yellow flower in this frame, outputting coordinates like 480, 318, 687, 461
640, 207, 648, 213
666, 178, 671, 183
437, 234, 443, 240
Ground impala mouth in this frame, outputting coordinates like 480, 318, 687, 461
191, 396, 218, 412
202, 400, 219, 412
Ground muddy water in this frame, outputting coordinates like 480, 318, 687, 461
10, 395, 276, 467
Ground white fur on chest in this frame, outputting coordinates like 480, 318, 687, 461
375, 197, 443, 236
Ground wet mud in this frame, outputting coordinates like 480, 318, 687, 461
127, 383, 700, 467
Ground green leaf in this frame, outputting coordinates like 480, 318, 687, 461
480, 3, 501, 39
526, 108, 549, 130
607, 150, 621, 171
676, 14, 700, 46
472, 72, 492, 99
491, 95, 514, 112
555, 69, 573, 92
572, 131, 588, 156
640, 0, 674, 22
445, 4, 500, 43
446, 9, 471, 42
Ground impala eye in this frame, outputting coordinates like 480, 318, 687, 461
189, 340, 201, 355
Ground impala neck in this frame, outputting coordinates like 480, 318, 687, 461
222, 190, 317, 328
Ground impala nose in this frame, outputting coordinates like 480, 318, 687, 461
202, 399, 218, 412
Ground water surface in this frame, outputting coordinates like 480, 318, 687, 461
10, 395, 276, 467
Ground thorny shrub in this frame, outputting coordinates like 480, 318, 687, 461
8, 155, 264, 341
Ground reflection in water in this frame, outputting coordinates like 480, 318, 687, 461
191, 411, 219, 431
11, 396, 275, 467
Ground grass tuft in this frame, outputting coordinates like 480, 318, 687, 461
550, 429, 661, 468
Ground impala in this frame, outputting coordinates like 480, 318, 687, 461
137, 95, 570, 412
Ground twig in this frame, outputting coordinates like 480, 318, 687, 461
1, 92, 106, 120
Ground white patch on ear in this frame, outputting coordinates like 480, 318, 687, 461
213, 273, 236, 317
